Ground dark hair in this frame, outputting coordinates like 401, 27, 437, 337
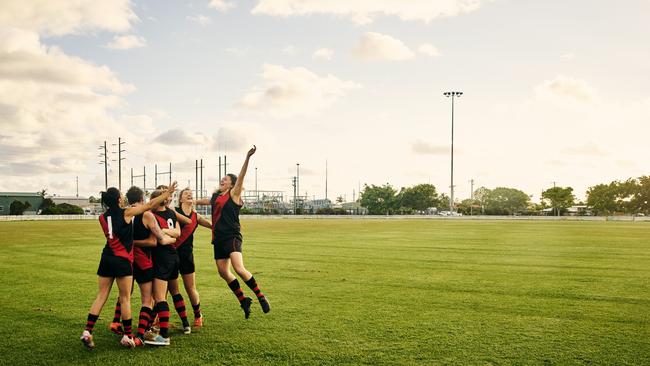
126, 186, 144, 205
227, 174, 238, 187
101, 187, 121, 211
178, 187, 192, 204
150, 189, 166, 206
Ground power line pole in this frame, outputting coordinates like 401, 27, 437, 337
292, 176, 297, 214
325, 160, 328, 200
112, 137, 126, 191
98, 141, 108, 190
76, 176, 79, 198
444, 91, 463, 212
199, 159, 204, 199
469, 179, 475, 215
195, 160, 199, 199
255, 167, 258, 196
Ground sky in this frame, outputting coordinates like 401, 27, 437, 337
0, 0, 649, 202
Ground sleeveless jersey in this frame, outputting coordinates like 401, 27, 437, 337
99, 208, 133, 262
210, 191, 242, 244
175, 207, 198, 249
133, 213, 153, 270
153, 208, 178, 255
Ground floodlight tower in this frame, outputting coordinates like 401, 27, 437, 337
444, 91, 463, 212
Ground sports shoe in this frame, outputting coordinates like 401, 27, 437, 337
110, 322, 124, 335
183, 326, 191, 335
134, 337, 144, 347
241, 297, 253, 319
193, 316, 203, 328
144, 334, 170, 346
144, 330, 158, 341
120, 335, 136, 348
80, 330, 95, 350
258, 296, 271, 314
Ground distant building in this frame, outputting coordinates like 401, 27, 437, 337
0, 192, 44, 215
341, 201, 368, 215
49, 196, 89, 207
304, 199, 332, 212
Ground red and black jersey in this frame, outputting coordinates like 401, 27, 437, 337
175, 207, 198, 249
210, 191, 242, 245
99, 208, 133, 262
133, 213, 153, 270
153, 208, 178, 255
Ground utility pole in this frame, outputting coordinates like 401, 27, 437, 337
195, 160, 198, 199
199, 159, 204, 199
469, 179, 475, 215
98, 141, 108, 190
325, 160, 328, 200
255, 167, 258, 197
292, 176, 297, 214
444, 91, 463, 212
297, 163, 300, 205
76, 176, 79, 198
112, 137, 126, 191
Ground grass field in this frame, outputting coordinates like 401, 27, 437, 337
0, 219, 649, 365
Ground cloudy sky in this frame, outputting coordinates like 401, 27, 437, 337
1, 0, 649, 202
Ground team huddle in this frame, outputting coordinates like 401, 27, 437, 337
80, 146, 269, 349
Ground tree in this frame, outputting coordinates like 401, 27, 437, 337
360, 184, 397, 215
335, 196, 344, 204
483, 187, 530, 215
629, 176, 650, 215
436, 193, 450, 211
457, 199, 481, 215
88, 196, 101, 204
542, 186, 575, 216
9, 200, 31, 215
586, 182, 621, 215
399, 184, 439, 212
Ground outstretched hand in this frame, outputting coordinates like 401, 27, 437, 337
166, 181, 178, 195
247, 145, 257, 158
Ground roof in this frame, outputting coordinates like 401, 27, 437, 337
0, 192, 41, 197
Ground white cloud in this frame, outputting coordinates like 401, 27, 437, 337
187, 15, 212, 26
560, 53, 575, 60
535, 75, 597, 103
154, 129, 209, 146
313, 48, 334, 60
418, 43, 440, 57
212, 126, 249, 152
0, 0, 137, 37
237, 64, 361, 117
354, 32, 415, 61
209, 0, 235, 12
562, 142, 608, 156
106, 34, 146, 50
282, 45, 298, 55
252, 0, 485, 25
412, 140, 448, 155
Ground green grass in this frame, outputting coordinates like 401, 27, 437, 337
0, 219, 649, 365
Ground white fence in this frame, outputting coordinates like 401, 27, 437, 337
1, 214, 649, 222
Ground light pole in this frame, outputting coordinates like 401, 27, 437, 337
444, 91, 463, 212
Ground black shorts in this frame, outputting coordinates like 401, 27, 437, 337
133, 264, 154, 284
97, 254, 132, 278
213, 237, 243, 260
177, 245, 195, 275
153, 252, 180, 281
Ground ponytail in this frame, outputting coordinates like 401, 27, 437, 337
101, 187, 121, 211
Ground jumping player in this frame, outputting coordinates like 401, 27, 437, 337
195, 145, 270, 318
80, 183, 177, 350
167, 188, 212, 332
145, 188, 182, 346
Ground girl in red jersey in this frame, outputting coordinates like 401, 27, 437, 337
195, 146, 270, 319
168, 188, 212, 333
80, 182, 177, 350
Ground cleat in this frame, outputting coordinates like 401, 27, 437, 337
183, 326, 191, 335
80, 330, 95, 350
110, 322, 124, 335
241, 297, 253, 319
259, 296, 271, 314
193, 316, 203, 328
120, 335, 136, 349
144, 330, 158, 341
134, 337, 144, 347
144, 334, 170, 346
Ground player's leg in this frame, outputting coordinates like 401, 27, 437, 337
169, 278, 190, 333
115, 275, 135, 348
135, 278, 153, 344
81, 276, 114, 349
231, 251, 270, 314
217, 258, 252, 318
146, 278, 171, 345
181, 272, 202, 327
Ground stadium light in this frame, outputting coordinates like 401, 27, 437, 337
444, 91, 463, 213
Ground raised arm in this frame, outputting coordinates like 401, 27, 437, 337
125, 182, 177, 219
231, 145, 256, 202
194, 198, 210, 206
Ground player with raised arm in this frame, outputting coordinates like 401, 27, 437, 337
80, 182, 177, 350
195, 146, 270, 319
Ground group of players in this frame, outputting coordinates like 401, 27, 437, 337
80, 146, 269, 348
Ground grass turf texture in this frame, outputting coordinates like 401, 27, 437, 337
0, 219, 648, 365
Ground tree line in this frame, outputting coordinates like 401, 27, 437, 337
358, 175, 650, 216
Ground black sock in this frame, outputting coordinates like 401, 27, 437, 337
244, 276, 265, 299
192, 303, 201, 318
172, 293, 189, 327
228, 279, 246, 303
155, 301, 170, 338
85, 313, 99, 333
112, 301, 121, 323
122, 318, 133, 337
